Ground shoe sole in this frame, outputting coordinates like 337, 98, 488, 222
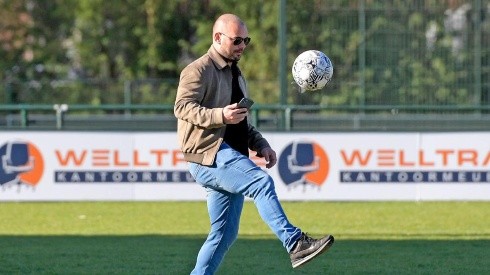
291, 235, 335, 269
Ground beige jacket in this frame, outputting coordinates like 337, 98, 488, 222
174, 46, 270, 165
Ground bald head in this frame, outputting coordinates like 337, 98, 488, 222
213, 14, 245, 35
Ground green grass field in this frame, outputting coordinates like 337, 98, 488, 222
1, 201, 489, 274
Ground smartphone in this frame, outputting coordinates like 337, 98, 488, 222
237, 97, 254, 109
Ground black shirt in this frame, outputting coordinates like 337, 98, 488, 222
223, 61, 249, 156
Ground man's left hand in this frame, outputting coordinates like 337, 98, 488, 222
261, 147, 277, 169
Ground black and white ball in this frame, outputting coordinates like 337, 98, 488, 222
292, 50, 333, 92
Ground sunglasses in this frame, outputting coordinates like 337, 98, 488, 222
219, 32, 251, 46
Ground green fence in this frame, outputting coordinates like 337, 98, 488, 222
2, 103, 490, 132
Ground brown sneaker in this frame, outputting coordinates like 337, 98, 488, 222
289, 233, 334, 268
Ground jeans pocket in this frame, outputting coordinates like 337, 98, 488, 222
188, 162, 221, 189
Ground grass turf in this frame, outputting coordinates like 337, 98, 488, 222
1, 201, 489, 274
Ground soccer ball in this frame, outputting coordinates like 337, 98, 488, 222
292, 50, 333, 92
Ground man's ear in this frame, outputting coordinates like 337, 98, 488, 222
214, 33, 221, 44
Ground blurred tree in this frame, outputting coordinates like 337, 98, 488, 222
0, 0, 77, 103
0, 0, 487, 108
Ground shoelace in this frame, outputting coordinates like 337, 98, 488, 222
299, 233, 314, 244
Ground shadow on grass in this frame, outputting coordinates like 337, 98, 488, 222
0, 235, 488, 274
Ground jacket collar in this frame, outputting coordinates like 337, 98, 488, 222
208, 45, 231, 70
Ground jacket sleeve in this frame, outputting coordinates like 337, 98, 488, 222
174, 65, 225, 129
247, 123, 271, 157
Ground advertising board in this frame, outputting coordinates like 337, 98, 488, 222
1, 132, 489, 201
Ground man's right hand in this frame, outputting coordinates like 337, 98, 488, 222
222, 103, 248, 124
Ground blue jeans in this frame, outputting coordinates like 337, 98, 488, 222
188, 143, 302, 275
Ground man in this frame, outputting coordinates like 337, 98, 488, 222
174, 14, 334, 274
